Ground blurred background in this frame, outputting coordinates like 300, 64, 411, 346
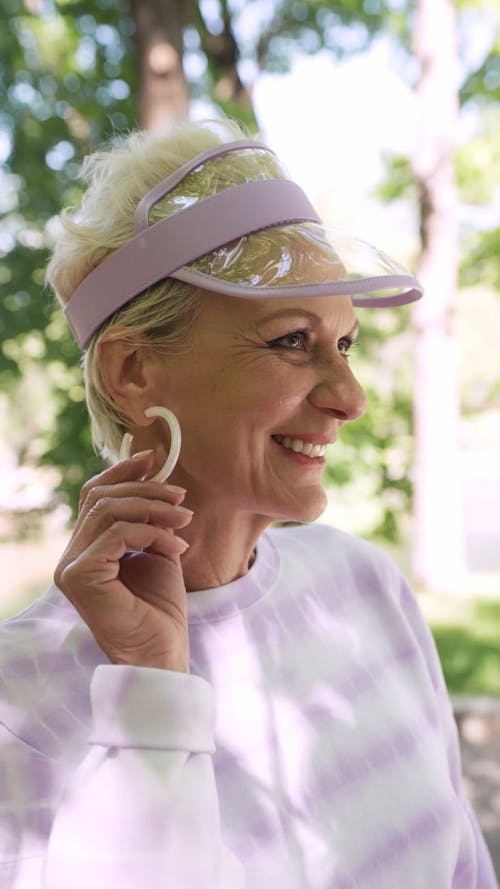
1, 0, 499, 868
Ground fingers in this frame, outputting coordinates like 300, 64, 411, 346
60, 496, 192, 575
92, 521, 190, 573
78, 451, 185, 514
78, 451, 152, 511
56, 453, 192, 585
75, 452, 186, 537
84, 495, 192, 541
54, 453, 193, 671
59, 522, 188, 597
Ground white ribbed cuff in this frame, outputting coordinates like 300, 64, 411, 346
89, 665, 216, 753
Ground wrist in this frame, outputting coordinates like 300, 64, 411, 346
109, 653, 190, 673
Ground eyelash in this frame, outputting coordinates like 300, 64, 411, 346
267, 329, 358, 357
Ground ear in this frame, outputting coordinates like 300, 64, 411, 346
97, 336, 160, 428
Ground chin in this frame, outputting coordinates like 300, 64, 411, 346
275, 488, 327, 525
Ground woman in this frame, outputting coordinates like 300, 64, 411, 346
0, 119, 496, 889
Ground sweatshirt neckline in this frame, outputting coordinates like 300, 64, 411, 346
187, 529, 280, 624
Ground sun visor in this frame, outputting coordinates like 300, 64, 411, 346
65, 140, 423, 349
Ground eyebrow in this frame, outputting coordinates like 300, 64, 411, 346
257, 307, 360, 338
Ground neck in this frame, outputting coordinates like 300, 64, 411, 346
178, 505, 269, 592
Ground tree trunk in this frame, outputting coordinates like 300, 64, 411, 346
194, 0, 257, 126
411, 0, 465, 589
131, 0, 190, 132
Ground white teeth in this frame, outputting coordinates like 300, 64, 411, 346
273, 435, 327, 457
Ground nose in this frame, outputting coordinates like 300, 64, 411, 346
308, 358, 367, 423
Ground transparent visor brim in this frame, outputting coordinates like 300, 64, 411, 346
170, 221, 421, 307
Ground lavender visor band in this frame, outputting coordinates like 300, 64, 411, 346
65, 177, 322, 349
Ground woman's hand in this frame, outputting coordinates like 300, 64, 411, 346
54, 451, 193, 672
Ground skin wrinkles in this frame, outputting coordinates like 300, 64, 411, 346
114, 292, 367, 591
257, 311, 359, 368
255, 306, 360, 340
228, 313, 358, 373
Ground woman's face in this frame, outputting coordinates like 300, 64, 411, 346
148, 292, 367, 524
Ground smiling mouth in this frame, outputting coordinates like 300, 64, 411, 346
272, 435, 328, 458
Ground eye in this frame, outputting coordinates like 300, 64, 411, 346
338, 335, 358, 358
267, 329, 309, 351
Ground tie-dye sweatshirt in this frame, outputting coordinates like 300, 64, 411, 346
0, 523, 497, 888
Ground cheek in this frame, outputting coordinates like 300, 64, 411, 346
234, 393, 302, 437
257, 388, 305, 425
184, 364, 307, 444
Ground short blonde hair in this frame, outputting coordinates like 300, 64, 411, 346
46, 118, 258, 460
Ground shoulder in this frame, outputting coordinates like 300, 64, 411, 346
0, 586, 103, 757
266, 522, 425, 638
0, 585, 87, 666
268, 521, 400, 590
267, 522, 447, 698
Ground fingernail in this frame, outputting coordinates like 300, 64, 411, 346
168, 485, 187, 495
173, 536, 190, 553
175, 506, 194, 516
131, 449, 154, 460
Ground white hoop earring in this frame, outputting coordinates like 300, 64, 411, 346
119, 406, 182, 483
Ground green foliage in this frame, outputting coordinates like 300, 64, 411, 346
460, 18, 500, 106
456, 109, 500, 204
189, 0, 409, 126
460, 228, 500, 290
456, 107, 500, 297
1, 0, 138, 514
378, 146, 500, 306
455, 287, 500, 412
40, 395, 103, 514
1, 3, 138, 205
375, 153, 415, 202
254, 0, 400, 71
421, 594, 500, 695
324, 305, 414, 543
